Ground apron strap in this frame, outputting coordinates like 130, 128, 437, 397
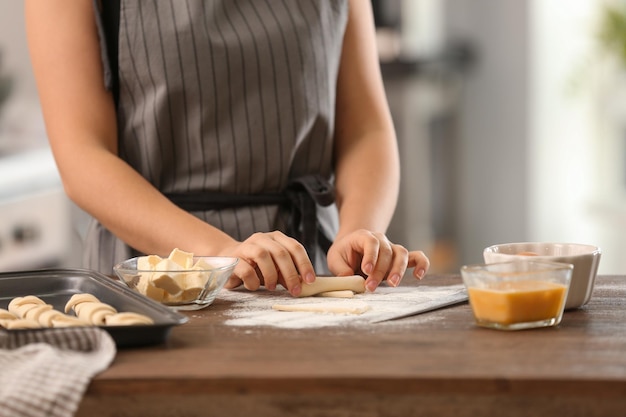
164, 175, 335, 259
95, 0, 120, 106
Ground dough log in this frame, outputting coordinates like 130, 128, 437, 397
316, 290, 355, 298
298, 275, 366, 298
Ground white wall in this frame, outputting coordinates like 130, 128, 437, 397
0, 1, 36, 97
443, 1, 621, 274
529, 1, 601, 261
445, 1, 530, 265
0, 2, 85, 270
442, 1, 622, 274
528, 0, 626, 274
0, 1, 47, 154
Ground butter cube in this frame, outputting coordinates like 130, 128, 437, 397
155, 258, 183, 272
169, 288, 201, 304
151, 259, 184, 295
168, 248, 194, 269
185, 271, 209, 290
191, 258, 215, 270
180, 271, 210, 301
138, 254, 162, 270
137, 275, 166, 302
163, 270, 211, 304
150, 273, 182, 295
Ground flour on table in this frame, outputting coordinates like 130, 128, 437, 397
218, 284, 467, 329
272, 301, 371, 314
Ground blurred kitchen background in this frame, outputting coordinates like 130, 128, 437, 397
1, 1, 624, 275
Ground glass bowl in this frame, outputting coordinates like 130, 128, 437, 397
114, 255, 238, 311
461, 260, 573, 331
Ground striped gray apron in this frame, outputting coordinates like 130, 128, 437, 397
88, 0, 348, 274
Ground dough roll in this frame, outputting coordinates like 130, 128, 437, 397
297, 275, 366, 298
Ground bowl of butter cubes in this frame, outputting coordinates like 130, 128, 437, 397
114, 248, 238, 311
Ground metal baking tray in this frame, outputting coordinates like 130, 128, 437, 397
0, 268, 188, 348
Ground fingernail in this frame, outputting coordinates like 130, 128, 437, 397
388, 274, 401, 287
417, 269, 425, 279
304, 272, 315, 284
364, 263, 374, 275
366, 280, 378, 292
291, 284, 302, 297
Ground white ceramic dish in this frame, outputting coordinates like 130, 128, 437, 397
483, 242, 601, 309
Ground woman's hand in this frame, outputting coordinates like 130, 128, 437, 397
326, 229, 430, 292
221, 231, 316, 297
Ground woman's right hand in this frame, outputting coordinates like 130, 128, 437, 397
221, 231, 317, 297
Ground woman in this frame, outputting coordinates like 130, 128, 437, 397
25, 0, 429, 296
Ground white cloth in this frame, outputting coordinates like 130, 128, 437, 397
0, 327, 116, 417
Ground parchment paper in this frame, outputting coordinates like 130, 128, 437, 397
217, 284, 468, 329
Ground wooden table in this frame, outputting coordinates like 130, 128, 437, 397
77, 275, 626, 417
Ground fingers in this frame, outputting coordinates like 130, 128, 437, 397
365, 247, 430, 290
383, 244, 410, 287
359, 232, 395, 292
361, 234, 409, 292
335, 229, 406, 292
223, 275, 244, 290
224, 230, 430, 297
408, 250, 430, 280
327, 229, 431, 293
226, 232, 316, 297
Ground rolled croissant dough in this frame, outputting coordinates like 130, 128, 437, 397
316, 290, 355, 298
271, 276, 369, 314
272, 301, 371, 315
297, 275, 366, 297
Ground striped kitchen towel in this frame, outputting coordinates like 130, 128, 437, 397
0, 327, 116, 417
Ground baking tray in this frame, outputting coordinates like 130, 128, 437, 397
0, 268, 188, 348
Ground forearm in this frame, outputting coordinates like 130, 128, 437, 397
59, 144, 236, 258
332, 0, 400, 240
26, 0, 236, 258
334, 130, 400, 240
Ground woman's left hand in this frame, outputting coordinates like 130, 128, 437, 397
326, 229, 430, 292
